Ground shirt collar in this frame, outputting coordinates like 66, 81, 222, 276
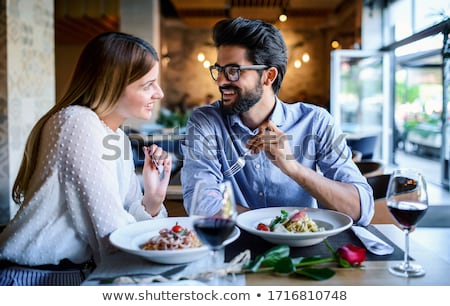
268, 96, 285, 128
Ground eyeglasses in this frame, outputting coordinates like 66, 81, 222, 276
209, 64, 268, 82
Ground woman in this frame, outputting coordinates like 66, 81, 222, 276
0, 32, 172, 285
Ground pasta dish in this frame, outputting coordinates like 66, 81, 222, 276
141, 223, 202, 250
256, 209, 324, 233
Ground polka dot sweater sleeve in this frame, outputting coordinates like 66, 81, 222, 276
51, 107, 145, 238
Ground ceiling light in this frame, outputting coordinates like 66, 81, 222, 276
302, 52, 310, 63
279, 10, 287, 22
331, 40, 340, 49
197, 52, 205, 62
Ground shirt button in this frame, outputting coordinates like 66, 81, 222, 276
258, 192, 263, 197
255, 164, 261, 169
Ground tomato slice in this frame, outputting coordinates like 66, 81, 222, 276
257, 223, 270, 232
171, 224, 184, 233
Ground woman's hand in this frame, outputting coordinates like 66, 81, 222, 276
141, 144, 172, 216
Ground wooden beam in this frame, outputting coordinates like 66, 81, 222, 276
171, 0, 228, 10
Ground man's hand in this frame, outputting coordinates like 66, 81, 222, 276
246, 120, 295, 173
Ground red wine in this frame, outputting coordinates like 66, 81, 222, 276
387, 201, 427, 228
193, 217, 235, 249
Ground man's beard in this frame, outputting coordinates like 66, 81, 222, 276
221, 82, 263, 115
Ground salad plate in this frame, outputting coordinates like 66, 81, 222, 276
236, 207, 352, 247
110, 217, 240, 264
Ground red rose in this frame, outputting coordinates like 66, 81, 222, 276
337, 244, 366, 266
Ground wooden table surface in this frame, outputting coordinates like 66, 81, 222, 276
245, 224, 450, 286
163, 195, 450, 285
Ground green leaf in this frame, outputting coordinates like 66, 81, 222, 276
261, 245, 290, 267
269, 210, 289, 230
244, 245, 290, 272
295, 268, 336, 281
244, 254, 265, 272
292, 255, 322, 265
273, 257, 295, 274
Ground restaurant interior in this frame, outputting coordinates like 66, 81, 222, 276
51, 0, 449, 185
0, 0, 449, 284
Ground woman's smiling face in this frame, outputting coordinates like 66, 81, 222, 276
115, 64, 164, 122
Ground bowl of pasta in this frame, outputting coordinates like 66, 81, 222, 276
109, 217, 240, 264
236, 207, 352, 247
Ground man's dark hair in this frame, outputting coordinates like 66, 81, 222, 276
212, 17, 287, 95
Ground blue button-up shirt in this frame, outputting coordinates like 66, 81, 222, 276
181, 98, 374, 225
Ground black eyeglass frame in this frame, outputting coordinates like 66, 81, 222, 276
209, 64, 268, 82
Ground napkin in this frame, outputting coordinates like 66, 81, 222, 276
109, 250, 250, 285
84, 249, 249, 286
351, 226, 394, 255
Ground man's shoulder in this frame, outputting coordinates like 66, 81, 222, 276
281, 101, 331, 120
189, 103, 223, 121
284, 100, 327, 112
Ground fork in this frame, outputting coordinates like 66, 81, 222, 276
223, 149, 252, 177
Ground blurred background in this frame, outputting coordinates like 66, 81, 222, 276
1, 0, 449, 221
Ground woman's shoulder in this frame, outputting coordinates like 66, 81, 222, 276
51, 105, 98, 125
46, 105, 102, 136
59, 105, 97, 119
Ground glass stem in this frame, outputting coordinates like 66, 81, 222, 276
403, 228, 410, 269
210, 249, 221, 286
211, 249, 220, 269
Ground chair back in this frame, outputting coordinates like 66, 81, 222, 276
367, 174, 391, 200
355, 160, 384, 177
366, 173, 400, 226
347, 135, 378, 159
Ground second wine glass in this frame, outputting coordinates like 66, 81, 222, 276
386, 168, 428, 277
189, 180, 237, 283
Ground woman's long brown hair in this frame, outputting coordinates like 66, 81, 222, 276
12, 32, 159, 204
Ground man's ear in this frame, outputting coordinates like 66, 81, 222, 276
264, 67, 278, 85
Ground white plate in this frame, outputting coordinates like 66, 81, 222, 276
110, 217, 240, 264
236, 207, 352, 247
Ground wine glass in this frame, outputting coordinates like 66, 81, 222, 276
189, 180, 237, 284
386, 168, 428, 277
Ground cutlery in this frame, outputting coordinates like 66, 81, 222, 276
351, 226, 394, 255
150, 155, 164, 174
93, 264, 187, 284
223, 150, 252, 177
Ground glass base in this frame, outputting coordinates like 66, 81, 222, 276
389, 263, 425, 278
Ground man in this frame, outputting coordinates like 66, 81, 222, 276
181, 17, 374, 226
